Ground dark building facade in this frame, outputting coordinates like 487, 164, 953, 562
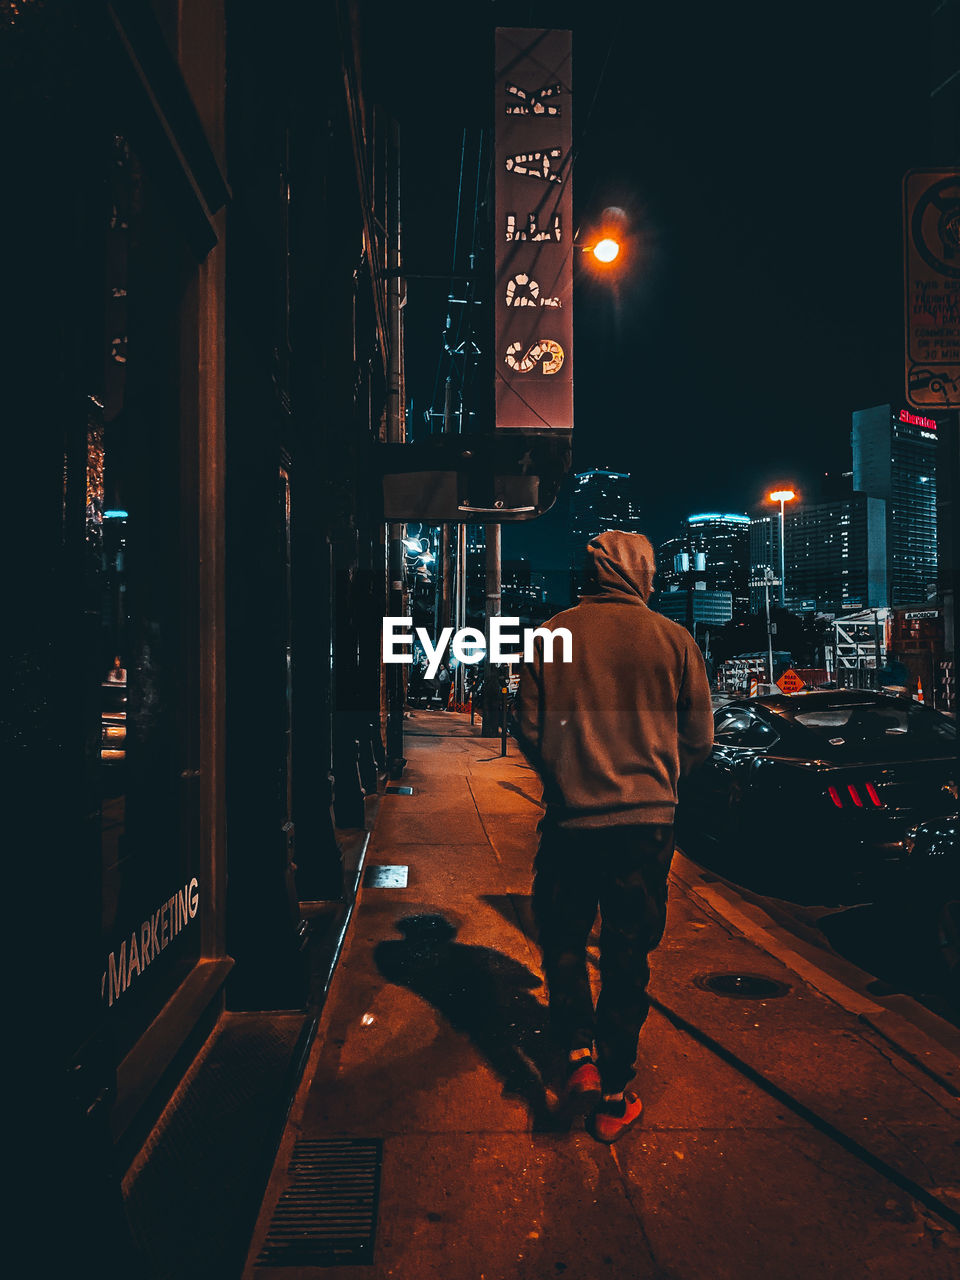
569, 469, 639, 597
655, 587, 733, 629
659, 514, 750, 619
7, 1, 397, 1265
783, 494, 887, 614
748, 515, 781, 612
852, 405, 939, 607
653, 523, 736, 639
569, 470, 638, 557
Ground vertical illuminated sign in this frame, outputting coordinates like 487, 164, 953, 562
495, 28, 573, 431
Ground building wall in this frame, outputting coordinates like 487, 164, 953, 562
683, 515, 750, 618
6, 0, 231, 1257
569, 470, 636, 557
852, 404, 938, 608
852, 405, 893, 499
655, 588, 733, 628
785, 497, 871, 613
749, 515, 781, 612
6, 0, 395, 1228
865, 495, 889, 609
889, 418, 938, 605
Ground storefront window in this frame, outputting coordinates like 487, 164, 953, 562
87, 132, 203, 1057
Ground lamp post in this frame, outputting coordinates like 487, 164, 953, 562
768, 489, 796, 608
763, 567, 776, 688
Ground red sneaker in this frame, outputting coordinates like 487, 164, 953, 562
563, 1059, 602, 1114
589, 1092, 643, 1144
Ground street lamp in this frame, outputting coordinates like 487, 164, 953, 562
577, 207, 628, 267
768, 489, 796, 608
592, 238, 620, 263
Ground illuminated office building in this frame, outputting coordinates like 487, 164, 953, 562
852, 405, 939, 606
683, 513, 750, 619
783, 494, 886, 613
569, 469, 639, 557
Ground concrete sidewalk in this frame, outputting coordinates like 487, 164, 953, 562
246, 713, 960, 1280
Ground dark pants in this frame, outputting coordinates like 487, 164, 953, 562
532, 822, 674, 1094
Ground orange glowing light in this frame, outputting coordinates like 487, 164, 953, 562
593, 238, 620, 263
768, 489, 796, 503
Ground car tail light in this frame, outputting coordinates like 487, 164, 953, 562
826, 782, 884, 809
863, 781, 884, 808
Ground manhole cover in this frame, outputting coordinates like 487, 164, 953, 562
694, 972, 790, 999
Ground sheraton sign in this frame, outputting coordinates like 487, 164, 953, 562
495, 28, 573, 431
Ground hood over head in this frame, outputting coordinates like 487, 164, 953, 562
585, 529, 656, 603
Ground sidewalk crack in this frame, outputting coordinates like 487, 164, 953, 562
608, 1146, 677, 1279
465, 774, 503, 869
465, 776, 542, 971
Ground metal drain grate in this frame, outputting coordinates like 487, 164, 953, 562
363, 864, 408, 888
385, 785, 414, 795
257, 1138, 382, 1267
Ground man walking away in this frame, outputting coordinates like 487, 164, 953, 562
515, 530, 713, 1142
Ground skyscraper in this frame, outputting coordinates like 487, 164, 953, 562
783, 494, 887, 614
683, 513, 751, 619
569, 470, 638, 561
651, 513, 748, 633
852, 405, 939, 607
748, 515, 781, 613
655, 537, 696, 593
567, 470, 643, 603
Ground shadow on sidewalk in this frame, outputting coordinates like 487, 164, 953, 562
374, 914, 563, 1126
495, 779, 542, 807
482, 893, 601, 966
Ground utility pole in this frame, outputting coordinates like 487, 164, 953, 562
481, 524, 502, 735
873, 608, 883, 676
763, 567, 775, 688
385, 120, 406, 776
439, 377, 454, 635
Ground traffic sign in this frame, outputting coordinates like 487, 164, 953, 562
776, 668, 806, 693
904, 169, 960, 410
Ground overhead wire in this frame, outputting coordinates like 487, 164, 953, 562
426, 128, 469, 425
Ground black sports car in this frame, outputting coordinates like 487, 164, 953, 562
901, 813, 960, 997
678, 690, 957, 905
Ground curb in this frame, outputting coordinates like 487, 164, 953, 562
671, 851, 960, 1097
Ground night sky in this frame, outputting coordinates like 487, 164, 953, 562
368, 1, 937, 565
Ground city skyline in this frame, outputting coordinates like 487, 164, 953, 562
505, 399, 944, 621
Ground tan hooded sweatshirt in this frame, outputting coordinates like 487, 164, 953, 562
515, 530, 713, 828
